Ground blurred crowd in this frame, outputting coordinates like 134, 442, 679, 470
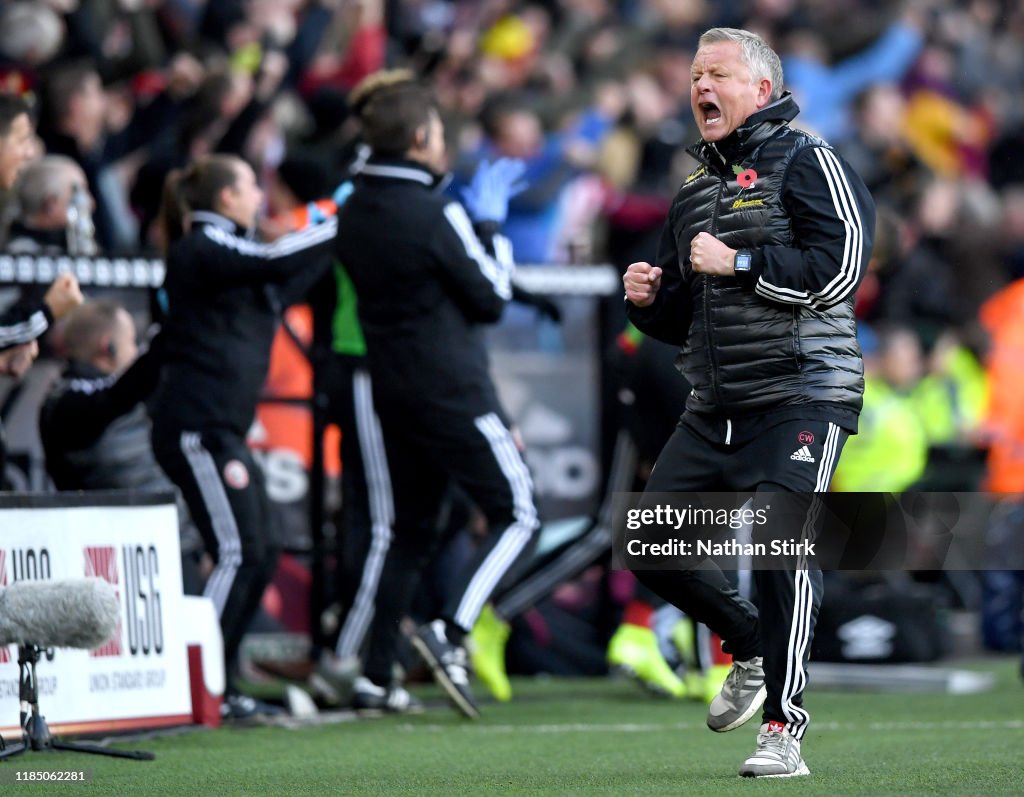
1, 0, 1024, 661
1, 1, 1024, 479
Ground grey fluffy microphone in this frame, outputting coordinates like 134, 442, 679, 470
0, 578, 120, 649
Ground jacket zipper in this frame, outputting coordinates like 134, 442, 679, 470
792, 306, 803, 369
704, 176, 725, 407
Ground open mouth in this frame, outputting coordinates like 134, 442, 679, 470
700, 102, 721, 124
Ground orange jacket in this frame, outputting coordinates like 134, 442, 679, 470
979, 279, 1024, 490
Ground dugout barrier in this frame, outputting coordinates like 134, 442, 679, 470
0, 491, 223, 738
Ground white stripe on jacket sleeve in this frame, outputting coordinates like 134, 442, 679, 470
443, 202, 514, 300
755, 147, 864, 310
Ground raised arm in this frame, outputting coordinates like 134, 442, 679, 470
198, 216, 338, 286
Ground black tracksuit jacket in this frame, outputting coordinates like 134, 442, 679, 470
0, 301, 51, 351
333, 158, 516, 416
151, 211, 336, 434
41, 349, 163, 490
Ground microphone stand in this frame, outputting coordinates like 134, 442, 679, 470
0, 645, 154, 761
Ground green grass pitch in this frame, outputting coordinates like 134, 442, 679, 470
2, 660, 1021, 795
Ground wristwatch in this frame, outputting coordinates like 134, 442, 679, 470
733, 250, 752, 273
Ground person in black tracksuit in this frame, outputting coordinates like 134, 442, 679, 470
148, 153, 336, 718
623, 29, 874, 778
333, 72, 540, 718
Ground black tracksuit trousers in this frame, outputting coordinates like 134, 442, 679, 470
633, 415, 847, 741
361, 396, 541, 686
152, 424, 279, 693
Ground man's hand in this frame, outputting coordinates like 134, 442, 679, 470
44, 273, 84, 320
624, 261, 662, 307
460, 158, 528, 224
0, 341, 38, 379
690, 232, 737, 276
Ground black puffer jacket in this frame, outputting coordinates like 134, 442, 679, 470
628, 94, 874, 417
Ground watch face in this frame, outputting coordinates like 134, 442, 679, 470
735, 252, 752, 272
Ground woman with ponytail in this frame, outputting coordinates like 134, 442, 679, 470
150, 153, 337, 720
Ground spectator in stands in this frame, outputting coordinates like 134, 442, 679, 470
902, 42, 995, 179
0, 2, 65, 83
832, 325, 929, 492
0, 93, 38, 199
130, 65, 269, 249
4, 154, 92, 253
837, 83, 928, 205
0, 93, 82, 487
58, 0, 167, 85
781, 8, 925, 141
460, 94, 614, 264
38, 300, 205, 593
39, 60, 129, 249
39, 56, 201, 249
297, 0, 386, 96
873, 176, 959, 342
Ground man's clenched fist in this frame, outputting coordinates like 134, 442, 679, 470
624, 261, 662, 307
690, 232, 737, 276
44, 273, 83, 320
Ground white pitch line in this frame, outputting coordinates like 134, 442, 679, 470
397, 722, 689, 734
397, 719, 1024, 734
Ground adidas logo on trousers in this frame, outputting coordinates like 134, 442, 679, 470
789, 446, 815, 463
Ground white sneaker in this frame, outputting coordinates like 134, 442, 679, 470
309, 652, 361, 706
351, 676, 424, 714
706, 656, 766, 732
738, 721, 811, 778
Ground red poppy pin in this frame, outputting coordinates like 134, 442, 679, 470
732, 164, 757, 188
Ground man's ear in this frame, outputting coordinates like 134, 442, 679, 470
44, 193, 62, 216
96, 333, 115, 360
217, 184, 235, 211
757, 78, 773, 108
414, 122, 431, 150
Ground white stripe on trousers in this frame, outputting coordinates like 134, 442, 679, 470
179, 431, 242, 616
814, 424, 841, 492
781, 423, 840, 740
452, 413, 539, 631
335, 369, 395, 658
780, 503, 818, 740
